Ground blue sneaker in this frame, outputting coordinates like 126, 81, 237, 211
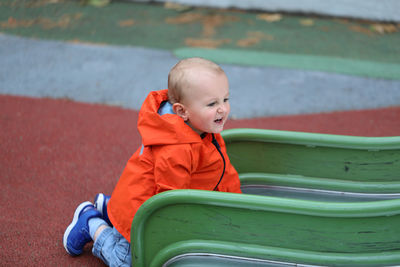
63, 201, 101, 256
94, 193, 112, 226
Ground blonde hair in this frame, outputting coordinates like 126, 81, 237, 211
168, 57, 224, 104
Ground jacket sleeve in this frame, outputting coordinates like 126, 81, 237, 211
152, 144, 193, 193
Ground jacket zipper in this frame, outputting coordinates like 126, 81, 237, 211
211, 134, 226, 191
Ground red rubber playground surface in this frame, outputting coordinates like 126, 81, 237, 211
1, 94, 399, 266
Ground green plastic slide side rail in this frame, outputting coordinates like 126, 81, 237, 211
131, 190, 400, 267
134, 189, 400, 220
221, 128, 400, 150
221, 128, 400, 182
239, 172, 400, 194
153, 240, 400, 267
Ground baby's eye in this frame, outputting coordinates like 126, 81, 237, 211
224, 98, 229, 102
207, 102, 216, 107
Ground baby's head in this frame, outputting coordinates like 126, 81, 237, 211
168, 57, 230, 134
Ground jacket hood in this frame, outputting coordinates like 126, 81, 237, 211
138, 89, 203, 146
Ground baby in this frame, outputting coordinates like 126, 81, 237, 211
63, 57, 242, 266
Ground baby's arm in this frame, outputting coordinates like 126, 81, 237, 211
152, 144, 193, 193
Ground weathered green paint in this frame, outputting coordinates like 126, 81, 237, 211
240, 173, 400, 195
222, 129, 400, 193
131, 190, 400, 266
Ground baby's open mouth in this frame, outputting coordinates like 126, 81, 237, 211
214, 118, 223, 123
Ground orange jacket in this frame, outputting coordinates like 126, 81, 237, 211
107, 89, 242, 242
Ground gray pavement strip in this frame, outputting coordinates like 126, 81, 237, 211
1, 34, 399, 119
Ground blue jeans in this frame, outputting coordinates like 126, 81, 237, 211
92, 227, 131, 267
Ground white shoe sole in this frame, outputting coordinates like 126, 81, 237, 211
94, 194, 105, 215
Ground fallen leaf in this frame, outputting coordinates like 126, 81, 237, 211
237, 31, 274, 47
41, 13, 82, 29
164, 2, 190, 12
237, 37, 259, 47
165, 12, 204, 24
166, 13, 239, 38
118, 19, 135, 27
256, 13, 282, 22
300, 19, 314, 26
22, 0, 63, 7
87, 0, 110, 7
1, 14, 82, 29
371, 23, 397, 34
202, 14, 239, 37
185, 38, 231, 48
1, 17, 34, 28
68, 39, 106, 46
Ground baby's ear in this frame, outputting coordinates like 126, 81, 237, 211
172, 103, 188, 121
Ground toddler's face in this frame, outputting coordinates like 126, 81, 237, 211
182, 71, 230, 134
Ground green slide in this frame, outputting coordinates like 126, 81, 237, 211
223, 128, 400, 195
131, 190, 400, 266
131, 129, 400, 266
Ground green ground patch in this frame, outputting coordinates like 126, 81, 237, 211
1, 0, 399, 77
